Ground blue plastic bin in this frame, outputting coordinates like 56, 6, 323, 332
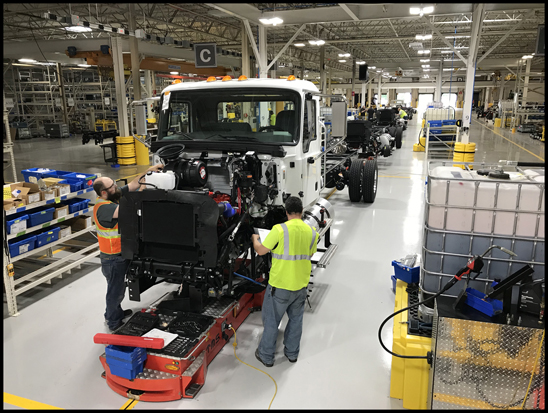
6, 214, 29, 235
391, 260, 420, 284
42, 170, 74, 179
8, 234, 37, 257
442, 119, 457, 126
63, 199, 83, 214
27, 207, 55, 227
21, 168, 56, 183
108, 360, 145, 380
64, 172, 97, 187
427, 120, 442, 127
61, 178, 83, 192
35, 227, 60, 248
464, 288, 503, 317
106, 352, 147, 370
105, 345, 147, 361
79, 199, 90, 211
429, 128, 444, 134
391, 275, 397, 293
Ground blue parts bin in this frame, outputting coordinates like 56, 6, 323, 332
8, 234, 37, 257
35, 227, 61, 248
392, 260, 420, 284
105, 345, 147, 380
26, 207, 55, 227
60, 178, 84, 192
391, 275, 397, 293
464, 288, 503, 317
62, 198, 90, 213
6, 214, 29, 235
21, 168, 56, 182
64, 172, 97, 187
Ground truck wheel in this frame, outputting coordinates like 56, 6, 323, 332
348, 159, 363, 202
388, 126, 397, 137
395, 127, 403, 149
362, 159, 378, 203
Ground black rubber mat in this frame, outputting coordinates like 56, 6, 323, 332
167, 312, 215, 338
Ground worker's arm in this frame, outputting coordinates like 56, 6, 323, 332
112, 205, 120, 219
252, 234, 271, 256
127, 164, 164, 192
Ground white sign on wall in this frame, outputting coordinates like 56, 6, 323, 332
67, 98, 74, 107
55, 98, 61, 107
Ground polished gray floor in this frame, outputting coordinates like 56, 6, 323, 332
3, 118, 545, 409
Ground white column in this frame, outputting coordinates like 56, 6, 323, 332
319, 46, 325, 93
144, 70, 154, 118
361, 81, 366, 109
461, 4, 485, 143
351, 57, 356, 107
241, 22, 250, 77
368, 76, 373, 107
128, 4, 141, 101
522, 58, 531, 102
435, 61, 443, 102
377, 73, 382, 105
484, 76, 491, 111
258, 25, 268, 78
55, 63, 69, 125
112, 36, 129, 137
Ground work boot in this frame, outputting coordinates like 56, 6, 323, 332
255, 348, 273, 367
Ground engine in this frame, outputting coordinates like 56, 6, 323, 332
120, 144, 332, 313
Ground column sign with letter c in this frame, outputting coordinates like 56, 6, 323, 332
194, 43, 217, 68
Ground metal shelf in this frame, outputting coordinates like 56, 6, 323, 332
11, 226, 95, 262
7, 207, 94, 240
5, 186, 95, 216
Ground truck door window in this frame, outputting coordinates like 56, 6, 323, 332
166, 101, 190, 138
303, 99, 317, 153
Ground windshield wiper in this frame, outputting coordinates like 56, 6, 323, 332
204, 134, 258, 141
165, 132, 194, 140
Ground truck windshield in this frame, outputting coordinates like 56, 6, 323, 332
158, 88, 300, 145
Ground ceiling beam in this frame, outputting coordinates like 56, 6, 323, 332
421, 16, 468, 64
338, 4, 359, 21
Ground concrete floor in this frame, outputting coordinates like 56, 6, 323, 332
3, 118, 545, 409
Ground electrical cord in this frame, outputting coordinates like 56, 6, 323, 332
228, 326, 277, 410
137, 174, 158, 189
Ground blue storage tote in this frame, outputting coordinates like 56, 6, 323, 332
108, 360, 145, 380
464, 288, 503, 317
427, 120, 442, 127
429, 128, 444, 134
105, 345, 147, 361
8, 234, 37, 257
106, 352, 147, 370
35, 227, 60, 247
442, 119, 456, 126
391, 275, 397, 293
64, 172, 97, 187
60, 178, 83, 192
27, 207, 55, 227
63, 198, 83, 214
392, 260, 420, 284
21, 168, 56, 182
42, 170, 74, 179
6, 214, 29, 235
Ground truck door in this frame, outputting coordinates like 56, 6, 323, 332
301, 96, 321, 206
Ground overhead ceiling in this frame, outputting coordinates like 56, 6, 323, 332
3, 3, 545, 80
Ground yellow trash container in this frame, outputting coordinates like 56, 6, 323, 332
494, 118, 502, 128
135, 138, 150, 166
116, 136, 136, 165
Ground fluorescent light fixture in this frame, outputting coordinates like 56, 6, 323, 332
410, 6, 434, 16
420, 59, 430, 62
338, 60, 347, 63
78, 64, 91, 67
18, 58, 38, 63
418, 50, 430, 54
421, 64, 430, 68
441, 50, 454, 53
308, 39, 325, 46
443, 68, 456, 71
170, 71, 179, 75
259, 17, 283, 26
415, 34, 432, 40
423, 69, 430, 72
522, 55, 533, 59
356, 61, 366, 65
339, 53, 351, 57
445, 35, 470, 38
294, 43, 305, 47
483, 19, 521, 22
369, 66, 376, 69
376, 70, 382, 72
64, 26, 92, 32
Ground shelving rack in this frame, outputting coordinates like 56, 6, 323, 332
3, 179, 101, 317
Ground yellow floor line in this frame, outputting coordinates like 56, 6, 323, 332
473, 120, 545, 162
379, 175, 411, 179
325, 188, 337, 200
38, 247, 68, 259
120, 399, 139, 410
3, 393, 63, 410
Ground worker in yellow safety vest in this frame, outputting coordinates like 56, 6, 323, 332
92, 163, 163, 332
269, 110, 276, 126
398, 107, 408, 120
251, 196, 319, 367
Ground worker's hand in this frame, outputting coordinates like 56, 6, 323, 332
147, 163, 164, 173
252, 234, 260, 243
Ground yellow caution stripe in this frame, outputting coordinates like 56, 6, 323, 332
3, 393, 63, 410
120, 399, 139, 410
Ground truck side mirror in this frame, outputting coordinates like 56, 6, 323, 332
331, 100, 348, 138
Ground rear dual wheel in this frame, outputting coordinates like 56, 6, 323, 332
348, 159, 378, 203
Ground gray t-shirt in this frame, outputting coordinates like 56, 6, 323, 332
96, 185, 129, 258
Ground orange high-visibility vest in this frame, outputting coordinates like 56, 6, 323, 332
93, 198, 121, 254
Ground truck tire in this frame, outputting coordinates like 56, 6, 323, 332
348, 159, 363, 202
395, 127, 403, 149
362, 159, 378, 203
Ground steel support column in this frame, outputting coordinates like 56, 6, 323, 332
112, 36, 129, 137
522, 58, 531, 103
241, 21, 250, 77
129, 4, 141, 101
319, 45, 325, 93
368, 76, 373, 107
435, 61, 443, 102
258, 25, 267, 78
56, 63, 69, 125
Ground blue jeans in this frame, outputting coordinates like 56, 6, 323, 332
257, 284, 308, 364
101, 255, 130, 329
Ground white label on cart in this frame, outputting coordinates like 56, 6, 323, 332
44, 192, 55, 200
19, 244, 29, 254
10, 221, 27, 234
58, 186, 70, 196
28, 193, 41, 203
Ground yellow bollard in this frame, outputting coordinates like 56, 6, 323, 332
512, 127, 516, 133
464, 142, 476, 170
494, 118, 502, 128
116, 136, 136, 166
135, 138, 150, 166
453, 142, 465, 169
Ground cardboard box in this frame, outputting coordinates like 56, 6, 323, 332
41, 188, 58, 201
10, 182, 41, 204
70, 216, 92, 231
3, 198, 27, 211
56, 184, 71, 196
58, 225, 72, 239
54, 205, 69, 219
42, 178, 64, 186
